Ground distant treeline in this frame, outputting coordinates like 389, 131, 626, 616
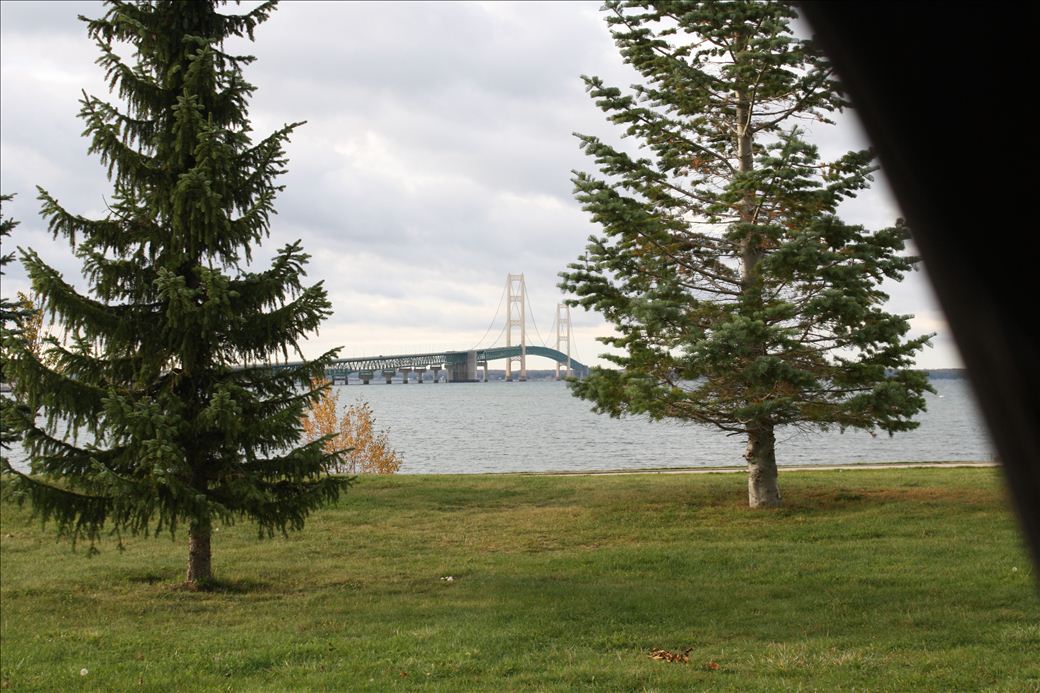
925, 369, 967, 380
486, 369, 967, 381
483, 370, 571, 381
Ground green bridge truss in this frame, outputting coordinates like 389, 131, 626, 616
273, 346, 588, 380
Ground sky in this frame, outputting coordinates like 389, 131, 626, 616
0, 0, 961, 370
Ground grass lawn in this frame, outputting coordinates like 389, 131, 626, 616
1, 467, 1037, 691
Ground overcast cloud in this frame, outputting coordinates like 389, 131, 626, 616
0, 1, 960, 368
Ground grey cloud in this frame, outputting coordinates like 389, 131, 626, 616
0, 1, 955, 368
246, 1, 613, 103
0, 1, 101, 35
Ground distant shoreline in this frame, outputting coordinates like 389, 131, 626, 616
0, 370, 967, 391
923, 369, 969, 380
422, 368, 971, 382
513, 460, 997, 477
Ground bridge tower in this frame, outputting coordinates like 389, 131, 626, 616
505, 273, 527, 382
555, 302, 572, 380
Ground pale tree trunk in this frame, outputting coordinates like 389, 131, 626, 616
746, 425, 781, 508
187, 519, 213, 585
734, 72, 778, 508
735, 89, 761, 277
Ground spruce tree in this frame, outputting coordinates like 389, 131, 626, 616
0, 195, 23, 354
560, 0, 931, 507
0, 1, 347, 585
1, 194, 28, 459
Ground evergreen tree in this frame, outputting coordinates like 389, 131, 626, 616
1, 194, 28, 459
560, 1, 931, 507
0, 1, 348, 585
0, 195, 23, 349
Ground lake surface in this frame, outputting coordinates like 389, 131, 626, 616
4, 377, 994, 474
338, 377, 995, 473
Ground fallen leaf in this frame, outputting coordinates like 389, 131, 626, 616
648, 647, 692, 664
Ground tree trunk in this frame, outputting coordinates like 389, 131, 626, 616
735, 75, 778, 509
187, 520, 213, 585
746, 425, 781, 508
735, 88, 762, 278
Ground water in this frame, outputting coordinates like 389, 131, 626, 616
4, 377, 995, 474
339, 377, 995, 473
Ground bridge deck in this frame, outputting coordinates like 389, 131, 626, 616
271, 346, 588, 379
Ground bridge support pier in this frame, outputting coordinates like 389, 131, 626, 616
415, 367, 426, 384
383, 370, 395, 384
400, 368, 410, 384
431, 366, 441, 383
448, 351, 478, 382
360, 370, 373, 385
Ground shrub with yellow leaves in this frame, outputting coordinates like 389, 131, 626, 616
15, 291, 44, 357
300, 377, 402, 474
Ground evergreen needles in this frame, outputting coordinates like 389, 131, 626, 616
560, 1, 932, 507
0, 1, 348, 585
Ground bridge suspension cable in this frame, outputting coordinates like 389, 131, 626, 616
468, 280, 508, 351
522, 281, 549, 348
550, 300, 584, 368
260, 272, 590, 383
487, 321, 508, 349
571, 334, 583, 365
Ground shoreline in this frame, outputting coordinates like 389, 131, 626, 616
503, 460, 998, 477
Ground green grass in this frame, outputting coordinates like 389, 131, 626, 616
1, 467, 1037, 691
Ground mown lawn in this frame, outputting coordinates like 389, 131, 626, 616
1, 467, 1037, 691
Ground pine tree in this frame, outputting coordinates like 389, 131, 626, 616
0, 195, 22, 350
560, 1, 932, 507
1, 194, 28, 459
0, 1, 348, 585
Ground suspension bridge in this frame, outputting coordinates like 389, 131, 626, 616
277, 274, 588, 384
